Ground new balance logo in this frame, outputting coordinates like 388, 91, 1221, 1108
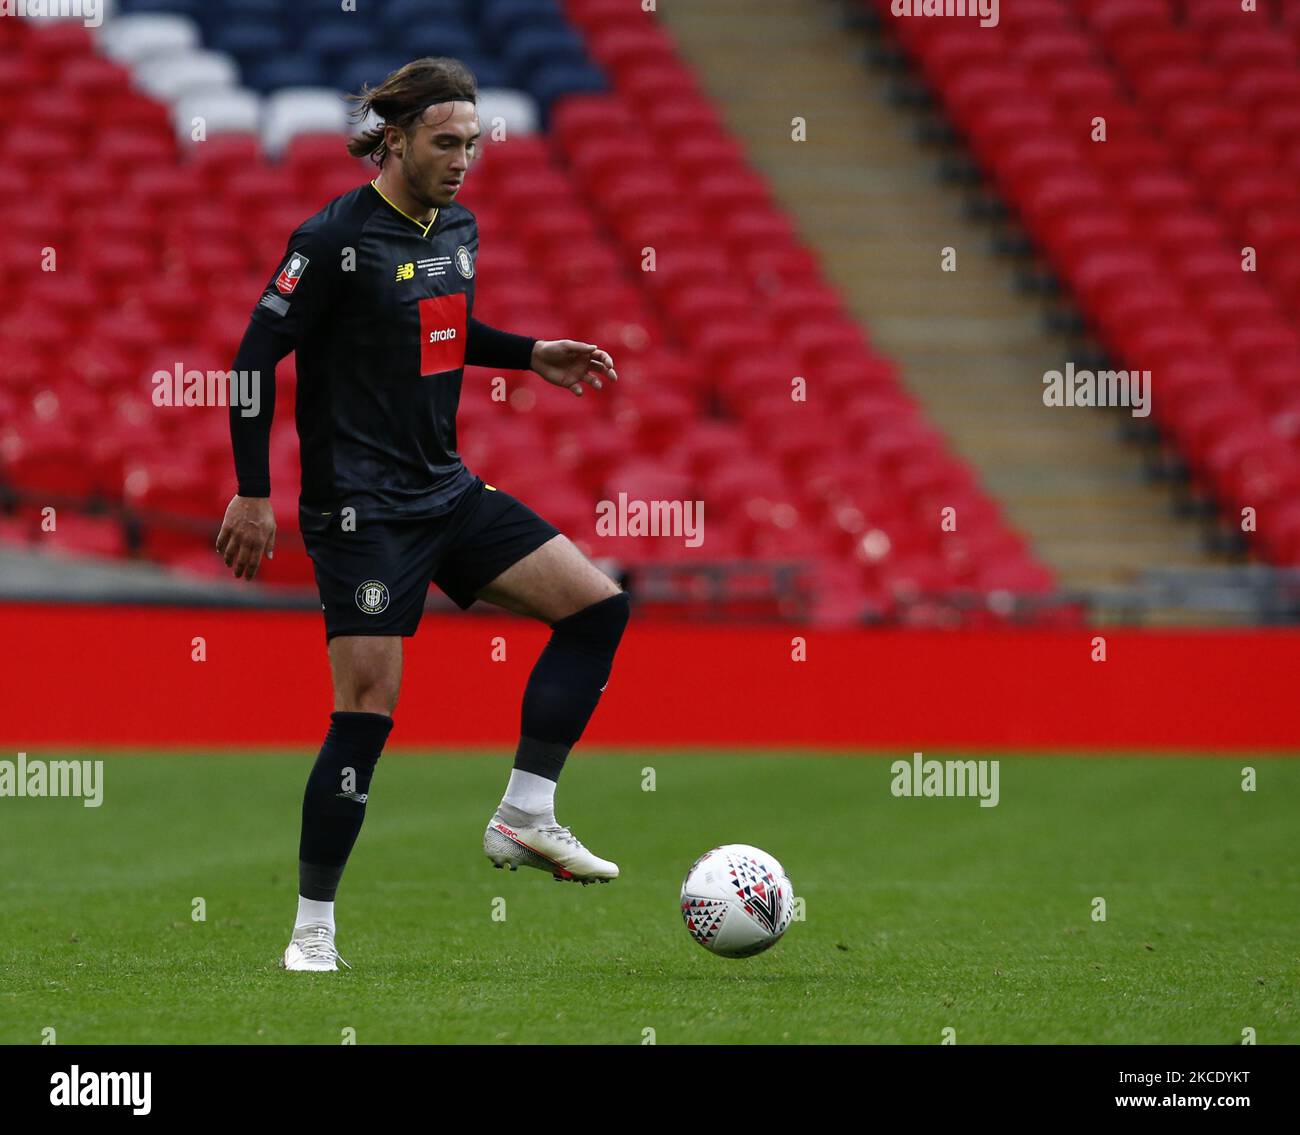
335, 790, 368, 804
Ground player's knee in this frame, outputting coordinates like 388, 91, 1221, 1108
336, 673, 400, 716
551, 590, 631, 656
330, 637, 401, 715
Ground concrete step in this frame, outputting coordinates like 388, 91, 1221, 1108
657, 0, 1219, 590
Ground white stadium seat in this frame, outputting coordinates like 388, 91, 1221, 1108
98, 13, 200, 66
262, 88, 348, 155
174, 88, 262, 142
475, 89, 540, 138
135, 50, 239, 102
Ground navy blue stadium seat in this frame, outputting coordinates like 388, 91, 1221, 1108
281, 0, 372, 30
333, 53, 409, 96
529, 61, 607, 119
503, 26, 588, 80
209, 21, 290, 68
459, 56, 509, 90
302, 23, 383, 72
195, 0, 283, 26
381, 0, 471, 30
245, 55, 327, 94
390, 24, 481, 62
480, 0, 565, 43
115, 0, 206, 17
112, 0, 608, 113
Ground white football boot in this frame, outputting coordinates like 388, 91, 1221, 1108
280, 924, 350, 972
484, 811, 619, 884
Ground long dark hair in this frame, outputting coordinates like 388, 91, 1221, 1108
346, 57, 478, 165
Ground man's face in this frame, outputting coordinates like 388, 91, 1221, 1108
391, 101, 480, 209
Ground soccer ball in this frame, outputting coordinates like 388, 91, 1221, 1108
680, 844, 795, 958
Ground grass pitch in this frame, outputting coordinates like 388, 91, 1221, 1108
1, 752, 1296, 1044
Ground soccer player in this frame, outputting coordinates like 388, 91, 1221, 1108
216, 58, 631, 972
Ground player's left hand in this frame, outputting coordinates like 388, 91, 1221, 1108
530, 340, 618, 397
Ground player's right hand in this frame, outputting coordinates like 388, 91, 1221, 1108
216, 495, 276, 581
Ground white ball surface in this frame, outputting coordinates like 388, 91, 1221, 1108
680, 843, 795, 958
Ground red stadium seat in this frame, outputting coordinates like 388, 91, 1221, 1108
0, 2, 1079, 613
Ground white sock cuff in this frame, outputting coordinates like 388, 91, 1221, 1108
295, 895, 336, 933
502, 767, 557, 815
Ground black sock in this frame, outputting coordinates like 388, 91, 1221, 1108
515, 592, 631, 782
299, 710, 393, 901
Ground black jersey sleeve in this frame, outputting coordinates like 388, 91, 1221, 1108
230, 222, 344, 497
228, 321, 295, 498
248, 221, 345, 342
465, 317, 536, 371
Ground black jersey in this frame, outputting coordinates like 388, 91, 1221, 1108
249, 181, 481, 518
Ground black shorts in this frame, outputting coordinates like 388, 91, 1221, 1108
300, 477, 561, 640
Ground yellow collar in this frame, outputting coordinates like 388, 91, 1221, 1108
370, 179, 438, 237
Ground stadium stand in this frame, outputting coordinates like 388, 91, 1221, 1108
869, 0, 1300, 569
0, 1, 1067, 626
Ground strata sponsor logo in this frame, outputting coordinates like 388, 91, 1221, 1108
596, 492, 704, 547
151, 365, 261, 417
50, 1067, 150, 1115
890, 752, 999, 808
890, 0, 998, 28
0, 0, 103, 27
0, 753, 103, 807
418, 292, 467, 374
1043, 362, 1150, 418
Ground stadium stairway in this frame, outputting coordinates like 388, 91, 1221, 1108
656, 0, 1223, 592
